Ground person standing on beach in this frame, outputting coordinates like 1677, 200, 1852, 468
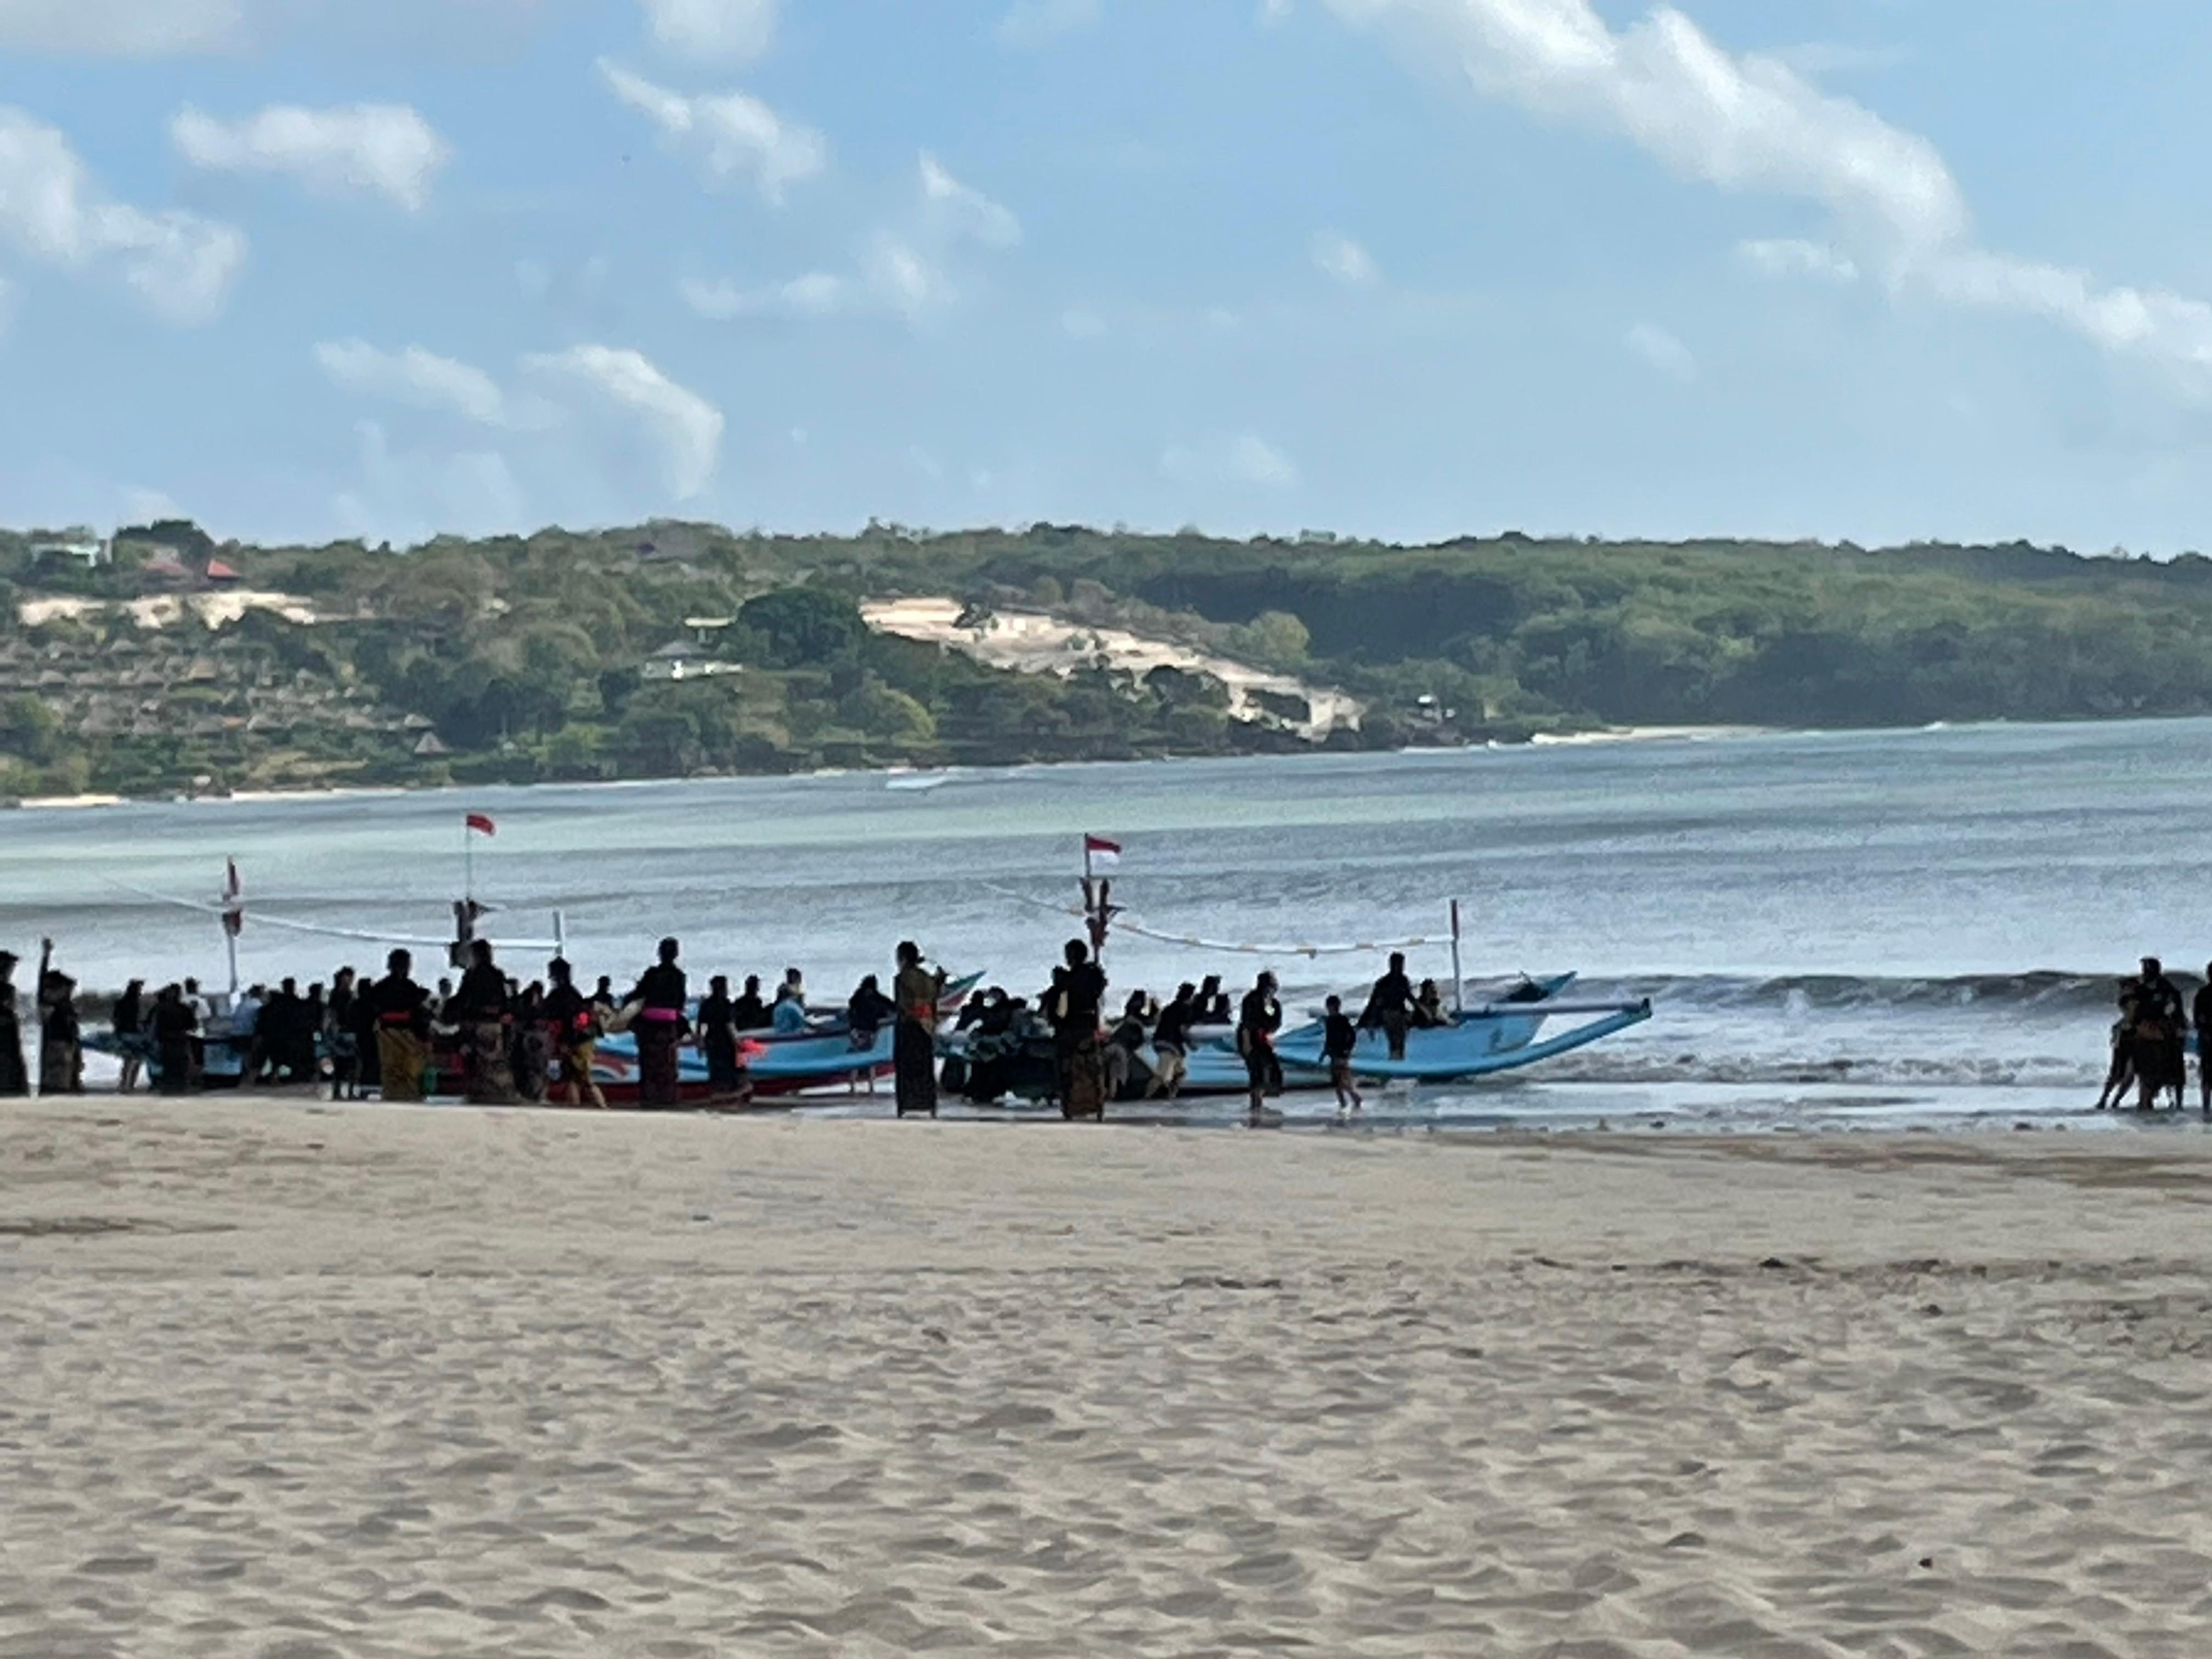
628, 938, 689, 1108
698, 974, 744, 1098
151, 984, 197, 1094
1238, 972, 1284, 1122
327, 968, 361, 1101
1360, 952, 1417, 1062
112, 979, 146, 1093
368, 950, 432, 1103
37, 940, 82, 1096
1324, 994, 1363, 1115
1053, 939, 1109, 1120
1147, 983, 1197, 1101
0, 952, 25, 1097
893, 941, 946, 1118
2136, 956, 2187, 1111
543, 959, 607, 1110
2195, 966, 2212, 1116
451, 940, 517, 1104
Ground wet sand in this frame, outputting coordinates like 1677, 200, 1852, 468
5, 1095, 2211, 1657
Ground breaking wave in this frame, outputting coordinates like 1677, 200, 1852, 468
1585, 970, 2127, 1016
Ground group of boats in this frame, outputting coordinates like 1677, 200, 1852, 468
112, 856, 1657, 1109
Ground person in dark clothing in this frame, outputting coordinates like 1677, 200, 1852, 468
2194, 967, 2212, 1118
732, 974, 770, 1031
368, 949, 432, 1102
1323, 993, 1362, 1114
451, 940, 516, 1104
628, 938, 689, 1108
1053, 939, 1109, 1120
698, 974, 744, 1097
326, 968, 361, 1101
892, 941, 945, 1118
0, 951, 25, 1097
2134, 956, 2187, 1111
261, 979, 301, 1083
1197, 975, 1230, 1025
37, 940, 81, 1096
151, 984, 198, 1094
1413, 979, 1448, 1030
847, 974, 896, 1049
1147, 983, 1197, 1101
1104, 991, 1150, 1101
543, 958, 606, 1110
300, 984, 326, 1085
1238, 972, 1284, 1122
1360, 952, 1417, 1061
112, 979, 148, 1093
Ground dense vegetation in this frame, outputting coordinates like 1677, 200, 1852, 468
2, 517, 2210, 797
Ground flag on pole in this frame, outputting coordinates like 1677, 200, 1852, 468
465, 812, 498, 837
221, 859, 244, 938
1083, 834, 1121, 870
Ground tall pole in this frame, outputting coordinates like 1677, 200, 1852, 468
462, 816, 474, 904
1449, 899, 1464, 1018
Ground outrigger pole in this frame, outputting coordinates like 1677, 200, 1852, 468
1450, 899, 1464, 1017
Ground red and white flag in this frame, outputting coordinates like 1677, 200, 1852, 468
465, 812, 497, 837
221, 859, 244, 938
1083, 834, 1121, 870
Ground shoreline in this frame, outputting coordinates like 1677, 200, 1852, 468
7, 722, 1790, 814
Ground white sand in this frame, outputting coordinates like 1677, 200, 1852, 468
5, 1098, 2211, 1657
863, 596, 1363, 737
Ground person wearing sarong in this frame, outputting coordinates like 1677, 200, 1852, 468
37, 942, 82, 1096
698, 974, 747, 1100
0, 951, 25, 1097
368, 949, 431, 1103
893, 941, 946, 1119
151, 984, 197, 1094
627, 938, 689, 1108
543, 958, 607, 1110
1051, 938, 1108, 1120
450, 940, 516, 1104
511, 983, 551, 1104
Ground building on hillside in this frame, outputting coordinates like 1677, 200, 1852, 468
204, 558, 242, 585
30, 529, 109, 570
642, 640, 743, 684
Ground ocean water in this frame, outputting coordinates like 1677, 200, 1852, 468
6, 718, 2208, 1131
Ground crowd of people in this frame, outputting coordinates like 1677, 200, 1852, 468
2095, 955, 2212, 1114
0, 935, 1466, 1123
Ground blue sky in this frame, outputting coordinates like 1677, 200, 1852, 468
4, 0, 2212, 552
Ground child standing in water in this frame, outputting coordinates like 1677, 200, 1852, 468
1323, 994, 1362, 1115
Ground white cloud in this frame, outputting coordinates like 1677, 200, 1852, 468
640, 0, 776, 61
681, 271, 856, 319
172, 104, 450, 212
1311, 230, 1380, 286
1323, 0, 2212, 394
919, 153, 1021, 249
1737, 237, 1857, 285
1163, 432, 1299, 489
0, 106, 245, 324
865, 235, 956, 321
315, 340, 507, 425
997, 0, 1099, 48
599, 60, 824, 204
1626, 321, 1696, 382
525, 345, 724, 500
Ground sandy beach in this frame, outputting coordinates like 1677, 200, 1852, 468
5, 1099, 2211, 1657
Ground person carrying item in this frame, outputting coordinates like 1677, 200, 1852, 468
893, 941, 947, 1118
543, 958, 607, 1110
1238, 972, 1284, 1123
1147, 982, 1197, 1102
628, 938, 689, 1108
1361, 952, 1418, 1061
